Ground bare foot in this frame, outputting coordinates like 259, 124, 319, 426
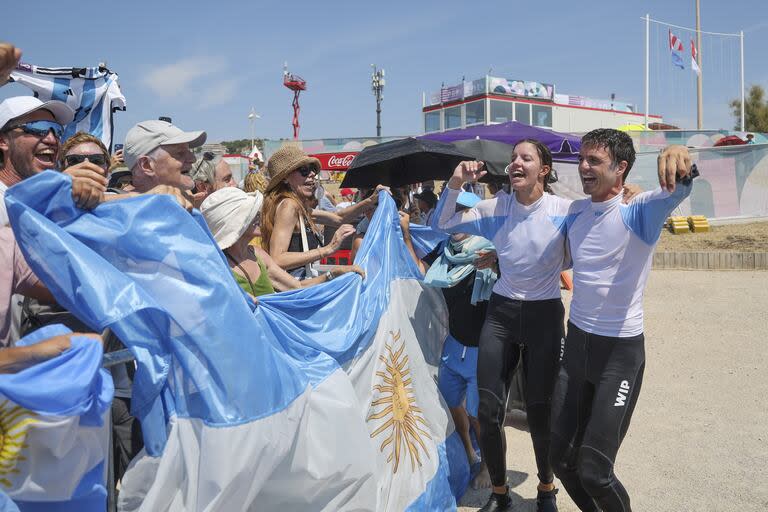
471, 463, 492, 490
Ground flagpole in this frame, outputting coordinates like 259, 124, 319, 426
695, 0, 703, 129
740, 30, 745, 132
645, 13, 650, 129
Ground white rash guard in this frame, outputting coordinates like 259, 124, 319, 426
434, 187, 578, 301
567, 183, 692, 337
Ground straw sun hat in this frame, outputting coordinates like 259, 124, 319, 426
265, 145, 321, 193
200, 188, 264, 250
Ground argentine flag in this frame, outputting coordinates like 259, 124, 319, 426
6, 172, 470, 511
0, 324, 113, 511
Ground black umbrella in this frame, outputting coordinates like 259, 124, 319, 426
450, 138, 515, 179
340, 137, 473, 188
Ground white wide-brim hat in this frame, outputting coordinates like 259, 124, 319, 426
200, 187, 263, 250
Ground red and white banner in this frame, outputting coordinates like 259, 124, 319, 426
690, 39, 701, 76
311, 152, 358, 170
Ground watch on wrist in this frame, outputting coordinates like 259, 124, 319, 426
325, 271, 334, 281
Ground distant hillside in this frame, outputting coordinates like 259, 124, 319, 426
219, 138, 265, 155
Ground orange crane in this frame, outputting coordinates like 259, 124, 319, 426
283, 63, 306, 140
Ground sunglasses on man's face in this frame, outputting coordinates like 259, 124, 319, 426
4, 120, 64, 139
297, 165, 317, 178
65, 154, 108, 168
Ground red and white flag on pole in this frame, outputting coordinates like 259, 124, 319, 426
669, 30, 685, 69
691, 39, 701, 75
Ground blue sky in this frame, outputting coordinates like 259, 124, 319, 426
3, 0, 766, 143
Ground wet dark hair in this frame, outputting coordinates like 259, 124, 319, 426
512, 139, 558, 193
359, 187, 404, 210
580, 128, 636, 182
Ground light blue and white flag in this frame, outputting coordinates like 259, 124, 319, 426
6, 172, 469, 511
0, 324, 113, 512
10, 63, 126, 150
409, 223, 448, 259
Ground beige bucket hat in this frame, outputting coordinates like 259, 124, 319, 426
265, 145, 320, 193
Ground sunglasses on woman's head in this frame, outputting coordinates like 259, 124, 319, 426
65, 154, 108, 168
297, 165, 317, 178
3, 120, 64, 139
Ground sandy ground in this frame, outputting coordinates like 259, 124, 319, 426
656, 221, 768, 252
458, 269, 768, 512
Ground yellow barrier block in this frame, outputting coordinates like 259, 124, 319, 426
687, 216, 710, 233
666, 216, 690, 234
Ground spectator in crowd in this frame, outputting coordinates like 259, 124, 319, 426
746, 133, 755, 144
0, 226, 56, 348
414, 189, 438, 225
486, 180, 507, 198
189, 152, 236, 200
0, 97, 109, 225
107, 169, 133, 192
243, 170, 268, 194
422, 191, 497, 488
59, 132, 111, 176
2, 110, 192, 490
314, 184, 337, 212
124, 119, 205, 195
201, 187, 364, 296
110, 146, 125, 169
337, 188, 355, 209
260, 145, 385, 279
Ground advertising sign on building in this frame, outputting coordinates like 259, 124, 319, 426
553, 94, 636, 113
488, 77, 555, 100
428, 78, 487, 105
312, 152, 358, 170
440, 84, 464, 103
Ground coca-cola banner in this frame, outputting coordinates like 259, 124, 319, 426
312, 152, 358, 170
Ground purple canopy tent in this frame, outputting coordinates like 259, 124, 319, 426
420, 121, 581, 162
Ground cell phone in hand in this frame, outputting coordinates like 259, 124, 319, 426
113, 144, 123, 153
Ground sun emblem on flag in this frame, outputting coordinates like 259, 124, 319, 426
0, 400, 39, 489
367, 330, 432, 473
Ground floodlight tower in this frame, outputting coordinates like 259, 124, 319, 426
283, 62, 307, 140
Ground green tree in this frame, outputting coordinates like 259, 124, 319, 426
220, 139, 264, 155
730, 85, 768, 132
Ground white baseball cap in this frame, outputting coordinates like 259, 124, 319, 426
0, 96, 74, 131
124, 120, 206, 170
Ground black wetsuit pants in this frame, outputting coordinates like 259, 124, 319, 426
550, 322, 645, 512
476, 293, 564, 488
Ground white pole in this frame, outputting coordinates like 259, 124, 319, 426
695, 0, 703, 129
645, 14, 650, 129
740, 30, 745, 132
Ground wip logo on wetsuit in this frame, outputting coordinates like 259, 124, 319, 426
614, 380, 630, 407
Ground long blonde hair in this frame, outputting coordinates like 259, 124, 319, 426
243, 171, 268, 194
260, 181, 319, 251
